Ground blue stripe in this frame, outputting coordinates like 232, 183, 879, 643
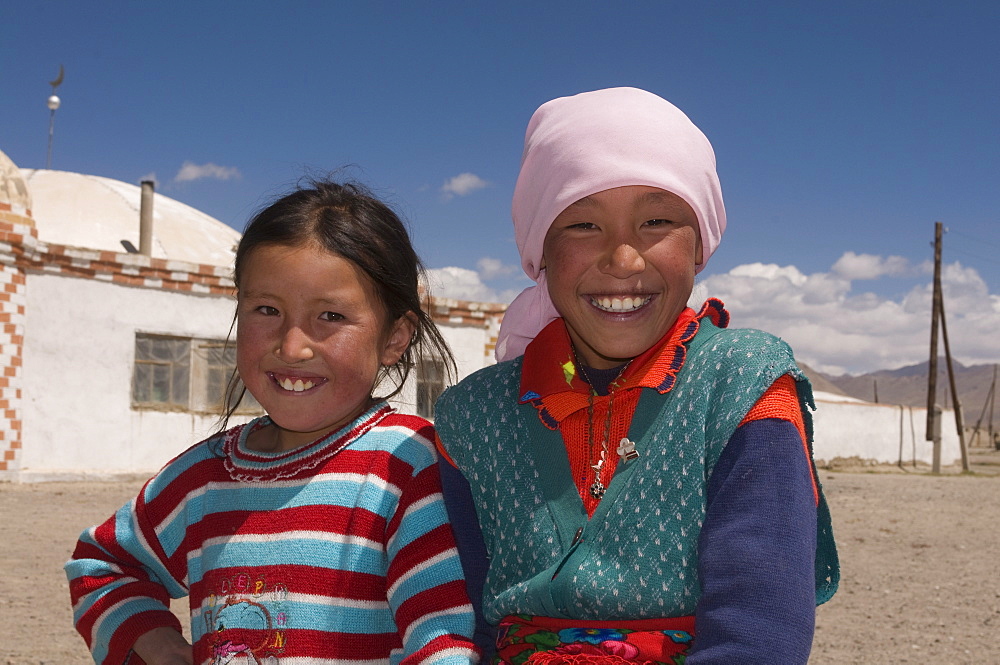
353, 428, 436, 471
387, 499, 448, 559
188, 539, 387, 586
389, 556, 465, 604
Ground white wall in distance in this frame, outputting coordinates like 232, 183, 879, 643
811, 392, 962, 467
21, 273, 240, 479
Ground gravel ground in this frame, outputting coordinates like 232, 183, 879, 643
2, 452, 998, 664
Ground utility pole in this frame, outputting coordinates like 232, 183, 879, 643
926, 223, 942, 451
988, 365, 997, 450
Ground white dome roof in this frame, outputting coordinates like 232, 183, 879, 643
21, 169, 239, 267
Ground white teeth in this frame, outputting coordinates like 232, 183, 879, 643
279, 378, 315, 392
592, 296, 650, 312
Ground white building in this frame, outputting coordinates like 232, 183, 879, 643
810, 391, 962, 468
0, 149, 505, 482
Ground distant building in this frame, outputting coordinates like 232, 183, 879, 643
0, 149, 504, 481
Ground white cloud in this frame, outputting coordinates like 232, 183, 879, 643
425, 264, 523, 304
729, 262, 809, 285
696, 252, 1000, 376
426, 267, 500, 302
441, 172, 488, 199
831, 251, 913, 280
476, 256, 519, 280
174, 161, 241, 183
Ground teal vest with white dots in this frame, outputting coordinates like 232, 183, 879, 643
436, 320, 838, 623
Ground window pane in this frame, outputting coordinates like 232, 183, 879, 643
171, 363, 189, 406
132, 363, 151, 403
132, 334, 191, 408
152, 364, 171, 403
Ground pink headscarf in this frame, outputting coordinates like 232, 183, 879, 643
495, 87, 727, 362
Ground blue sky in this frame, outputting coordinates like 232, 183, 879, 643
3, 1, 998, 375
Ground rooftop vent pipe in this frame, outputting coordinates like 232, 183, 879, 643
139, 180, 154, 256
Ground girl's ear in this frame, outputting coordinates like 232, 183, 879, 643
381, 311, 418, 367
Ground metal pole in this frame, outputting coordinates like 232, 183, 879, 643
46, 109, 56, 169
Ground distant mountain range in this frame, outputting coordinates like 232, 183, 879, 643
798, 360, 999, 438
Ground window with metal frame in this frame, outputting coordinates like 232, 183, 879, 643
132, 333, 262, 414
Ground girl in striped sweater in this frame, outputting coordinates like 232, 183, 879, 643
66, 180, 479, 665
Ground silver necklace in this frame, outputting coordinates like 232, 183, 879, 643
576, 355, 633, 499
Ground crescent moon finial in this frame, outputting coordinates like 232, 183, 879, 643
49, 64, 64, 91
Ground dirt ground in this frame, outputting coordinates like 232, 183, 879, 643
2, 453, 999, 665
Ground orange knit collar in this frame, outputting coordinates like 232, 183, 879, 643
518, 298, 729, 429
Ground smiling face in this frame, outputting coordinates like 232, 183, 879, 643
236, 243, 414, 451
542, 185, 703, 370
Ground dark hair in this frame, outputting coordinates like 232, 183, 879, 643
218, 178, 456, 430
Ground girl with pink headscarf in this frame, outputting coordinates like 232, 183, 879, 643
435, 87, 838, 664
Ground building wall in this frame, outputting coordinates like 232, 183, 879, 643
811, 394, 962, 467
20, 272, 241, 479
0, 204, 32, 476
388, 320, 500, 416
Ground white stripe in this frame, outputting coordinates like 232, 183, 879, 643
381, 423, 437, 454
307, 470, 403, 499
401, 603, 475, 645
404, 492, 442, 517
387, 547, 460, 598
201, 529, 383, 550
418, 646, 480, 665
186, 528, 384, 568
87, 595, 154, 649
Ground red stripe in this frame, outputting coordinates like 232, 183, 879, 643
196, 503, 387, 541
191, 565, 389, 603
72, 579, 176, 653
393, 580, 470, 633
386, 463, 440, 537
382, 413, 436, 442
142, 456, 229, 519
388, 523, 455, 582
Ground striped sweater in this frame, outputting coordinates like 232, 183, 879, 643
66, 402, 478, 665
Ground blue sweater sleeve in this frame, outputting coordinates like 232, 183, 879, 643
687, 418, 818, 664
439, 459, 497, 660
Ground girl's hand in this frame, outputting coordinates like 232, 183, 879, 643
133, 627, 193, 665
